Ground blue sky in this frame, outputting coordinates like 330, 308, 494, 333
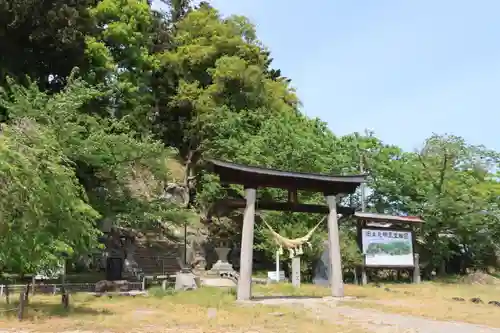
156, 1, 499, 152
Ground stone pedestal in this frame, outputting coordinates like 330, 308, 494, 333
208, 247, 235, 275
291, 256, 301, 287
175, 271, 198, 291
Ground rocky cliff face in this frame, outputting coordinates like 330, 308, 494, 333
165, 223, 210, 270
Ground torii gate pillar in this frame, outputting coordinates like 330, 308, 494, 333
237, 187, 256, 301
326, 195, 344, 297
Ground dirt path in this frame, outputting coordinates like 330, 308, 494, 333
246, 297, 500, 333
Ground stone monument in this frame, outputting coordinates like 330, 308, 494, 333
313, 240, 330, 286
123, 236, 140, 278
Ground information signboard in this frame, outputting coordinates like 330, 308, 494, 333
361, 228, 414, 267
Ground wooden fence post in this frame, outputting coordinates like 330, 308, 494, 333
31, 276, 36, 296
5, 284, 9, 304
17, 287, 26, 321
61, 286, 69, 310
23, 284, 30, 305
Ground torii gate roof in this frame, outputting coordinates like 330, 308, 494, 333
206, 159, 366, 196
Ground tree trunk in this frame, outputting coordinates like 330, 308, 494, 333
438, 260, 446, 276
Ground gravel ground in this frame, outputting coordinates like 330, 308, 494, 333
245, 297, 500, 333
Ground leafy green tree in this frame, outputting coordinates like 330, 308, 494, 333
153, 6, 297, 171
0, 0, 98, 92
1, 74, 187, 232
370, 134, 499, 275
1, 0, 498, 279
0, 113, 100, 274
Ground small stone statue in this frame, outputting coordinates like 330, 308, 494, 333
191, 252, 207, 271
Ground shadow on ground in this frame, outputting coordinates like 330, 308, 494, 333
0, 301, 113, 320
251, 295, 323, 301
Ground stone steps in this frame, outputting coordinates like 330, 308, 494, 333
133, 243, 182, 276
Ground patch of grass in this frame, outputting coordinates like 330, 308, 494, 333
0, 295, 112, 321
254, 283, 329, 298
312, 281, 500, 327
165, 157, 185, 181
345, 298, 500, 328
256, 281, 500, 327
0, 287, 367, 333
347, 281, 500, 302
252, 270, 270, 279
5, 281, 499, 331
148, 286, 176, 298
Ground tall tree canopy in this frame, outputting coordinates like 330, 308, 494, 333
0, 0, 498, 277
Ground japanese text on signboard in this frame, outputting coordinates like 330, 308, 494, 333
364, 230, 410, 240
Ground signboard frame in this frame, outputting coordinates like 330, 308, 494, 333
360, 226, 416, 268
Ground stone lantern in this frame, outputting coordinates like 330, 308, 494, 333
208, 240, 234, 276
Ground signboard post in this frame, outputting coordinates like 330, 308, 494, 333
361, 228, 414, 267
413, 253, 421, 283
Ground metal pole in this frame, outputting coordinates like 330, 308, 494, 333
358, 141, 368, 285
184, 222, 187, 266
360, 154, 366, 212
275, 250, 280, 282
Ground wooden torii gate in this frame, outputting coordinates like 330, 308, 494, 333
206, 159, 366, 301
